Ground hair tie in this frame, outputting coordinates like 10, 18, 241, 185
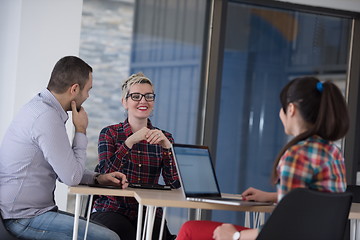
316, 82, 323, 93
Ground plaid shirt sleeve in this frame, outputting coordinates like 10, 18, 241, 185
159, 131, 180, 188
97, 126, 129, 174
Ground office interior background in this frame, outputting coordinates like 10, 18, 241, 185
1, 0, 360, 234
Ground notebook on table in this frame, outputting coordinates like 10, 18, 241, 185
87, 183, 171, 190
128, 183, 171, 190
172, 143, 272, 206
88, 183, 171, 190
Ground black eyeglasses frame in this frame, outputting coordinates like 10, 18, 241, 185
126, 92, 156, 102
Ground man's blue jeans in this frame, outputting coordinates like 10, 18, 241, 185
4, 210, 120, 240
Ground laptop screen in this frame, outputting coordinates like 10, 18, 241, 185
172, 144, 221, 197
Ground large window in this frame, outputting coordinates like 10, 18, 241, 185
77, 0, 209, 233
213, 0, 352, 224
65, 0, 136, 215
130, 0, 209, 144
129, 0, 209, 231
74, 0, 359, 233
80, 0, 209, 175
80, 0, 135, 173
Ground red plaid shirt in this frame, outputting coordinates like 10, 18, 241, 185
93, 119, 180, 220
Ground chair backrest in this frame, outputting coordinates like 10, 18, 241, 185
256, 188, 353, 240
0, 211, 20, 240
346, 185, 360, 203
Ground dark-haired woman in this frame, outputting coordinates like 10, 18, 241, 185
177, 77, 349, 240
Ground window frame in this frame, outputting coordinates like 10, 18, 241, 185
203, 0, 360, 185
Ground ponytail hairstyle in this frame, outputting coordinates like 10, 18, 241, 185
271, 76, 349, 183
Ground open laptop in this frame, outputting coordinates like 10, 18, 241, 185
172, 143, 272, 206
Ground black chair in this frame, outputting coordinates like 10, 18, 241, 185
0, 211, 21, 240
256, 188, 352, 240
346, 185, 360, 203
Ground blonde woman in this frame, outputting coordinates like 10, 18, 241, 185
91, 73, 179, 240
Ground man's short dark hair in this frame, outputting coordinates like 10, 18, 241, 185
47, 56, 93, 94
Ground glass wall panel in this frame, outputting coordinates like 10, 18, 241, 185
77, 0, 208, 234
214, 1, 352, 224
66, 0, 136, 215
80, 0, 135, 172
130, 0, 208, 145
130, 0, 209, 233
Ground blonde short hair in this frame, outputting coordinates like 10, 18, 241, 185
121, 72, 154, 99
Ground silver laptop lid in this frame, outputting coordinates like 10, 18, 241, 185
172, 143, 222, 198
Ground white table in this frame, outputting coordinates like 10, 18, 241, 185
69, 186, 274, 240
69, 185, 360, 240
